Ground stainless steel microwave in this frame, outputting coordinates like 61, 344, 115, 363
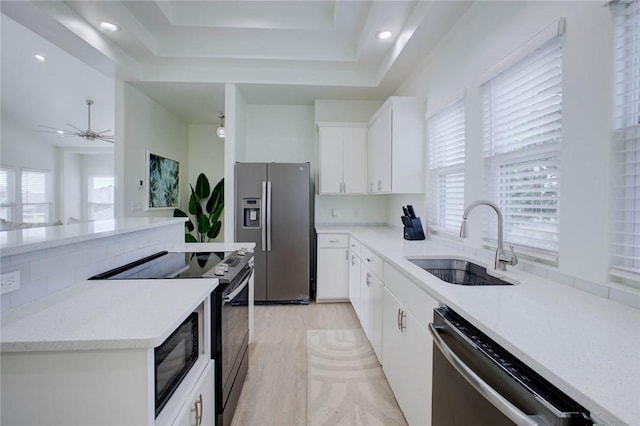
154, 311, 200, 417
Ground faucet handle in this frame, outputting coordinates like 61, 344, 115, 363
508, 245, 518, 266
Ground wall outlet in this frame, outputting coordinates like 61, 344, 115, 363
1, 270, 21, 295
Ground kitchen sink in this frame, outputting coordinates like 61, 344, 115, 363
406, 258, 514, 286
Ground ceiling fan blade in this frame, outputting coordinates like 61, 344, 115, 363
37, 125, 66, 131
66, 123, 84, 132
96, 128, 113, 134
96, 135, 115, 143
34, 128, 75, 136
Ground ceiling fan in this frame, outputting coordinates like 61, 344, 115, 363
35, 99, 115, 143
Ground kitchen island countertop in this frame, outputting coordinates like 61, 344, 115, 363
0, 278, 216, 352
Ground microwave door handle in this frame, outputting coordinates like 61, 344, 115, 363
222, 272, 252, 303
261, 181, 267, 251
428, 323, 539, 426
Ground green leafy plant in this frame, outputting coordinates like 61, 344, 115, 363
174, 173, 224, 242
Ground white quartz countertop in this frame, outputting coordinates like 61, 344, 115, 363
316, 225, 640, 426
0, 217, 186, 256
0, 278, 216, 352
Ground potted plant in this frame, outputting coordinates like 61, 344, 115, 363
174, 173, 224, 242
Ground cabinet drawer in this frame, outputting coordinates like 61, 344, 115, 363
349, 237, 361, 258
318, 234, 349, 248
361, 246, 383, 279
383, 262, 439, 330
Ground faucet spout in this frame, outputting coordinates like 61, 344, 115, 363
460, 200, 518, 271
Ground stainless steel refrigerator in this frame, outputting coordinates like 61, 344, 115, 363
235, 162, 311, 303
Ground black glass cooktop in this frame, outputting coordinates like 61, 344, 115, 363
90, 251, 229, 280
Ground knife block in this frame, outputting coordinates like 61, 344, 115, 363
404, 217, 425, 240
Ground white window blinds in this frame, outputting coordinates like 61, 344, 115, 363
482, 36, 563, 256
0, 167, 16, 221
21, 169, 51, 223
428, 98, 465, 232
612, 0, 640, 279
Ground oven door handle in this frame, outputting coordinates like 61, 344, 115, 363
222, 271, 252, 303
428, 323, 540, 426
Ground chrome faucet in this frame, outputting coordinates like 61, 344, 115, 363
459, 200, 518, 271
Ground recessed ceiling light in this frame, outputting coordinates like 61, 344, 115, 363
99, 21, 119, 32
34, 54, 46, 63
376, 30, 393, 40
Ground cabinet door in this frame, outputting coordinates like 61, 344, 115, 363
342, 126, 367, 194
173, 362, 215, 426
369, 273, 384, 364
359, 269, 371, 338
316, 247, 349, 301
348, 253, 361, 319
318, 126, 344, 194
382, 288, 435, 426
368, 106, 392, 193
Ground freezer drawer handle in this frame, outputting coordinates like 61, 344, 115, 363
428, 323, 539, 426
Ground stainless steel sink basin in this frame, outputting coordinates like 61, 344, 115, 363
407, 258, 514, 286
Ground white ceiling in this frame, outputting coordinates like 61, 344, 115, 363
1, 0, 474, 125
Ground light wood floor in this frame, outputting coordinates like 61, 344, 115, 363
231, 302, 361, 426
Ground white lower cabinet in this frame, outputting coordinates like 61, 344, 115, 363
359, 251, 384, 364
316, 234, 350, 302
382, 286, 438, 426
173, 361, 214, 426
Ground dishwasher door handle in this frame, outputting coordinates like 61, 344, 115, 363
429, 323, 540, 426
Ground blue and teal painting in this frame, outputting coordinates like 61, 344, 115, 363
148, 153, 179, 208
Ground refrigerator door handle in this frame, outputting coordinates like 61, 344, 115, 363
261, 181, 267, 251
267, 180, 272, 252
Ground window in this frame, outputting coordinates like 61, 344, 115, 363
482, 36, 563, 258
21, 169, 52, 223
427, 97, 465, 233
88, 176, 114, 220
0, 167, 16, 221
611, 0, 640, 282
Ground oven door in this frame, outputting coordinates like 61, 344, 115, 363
220, 267, 251, 403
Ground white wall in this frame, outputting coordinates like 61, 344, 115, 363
245, 104, 315, 164
389, 1, 614, 284
314, 99, 388, 225
119, 83, 189, 218
62, 152, 82, 221
188, 124, 225, 242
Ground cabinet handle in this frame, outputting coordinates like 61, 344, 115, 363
366, 273, 372, 287
400, 310, 406, 332
366, 257, 371, 262
345, 250, 349, 261
370, 182, 374, 192
397, 308, 401, 331
351, 255, 356, 266
343, 182, 347, 193
329, 239, 340, 243
378, 179, 382, 191
194, 393, 203, 426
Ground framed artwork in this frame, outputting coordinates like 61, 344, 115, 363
146, 150, 180, 209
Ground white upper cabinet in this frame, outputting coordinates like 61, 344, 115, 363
367, 97, 425, 194
317, 123, 367, 194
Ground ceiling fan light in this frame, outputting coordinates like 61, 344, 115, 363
34, 54, 46, 63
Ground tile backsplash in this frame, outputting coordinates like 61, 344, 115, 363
1, 223, 183, 313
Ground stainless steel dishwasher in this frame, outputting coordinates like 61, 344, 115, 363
429, 306, 592, 426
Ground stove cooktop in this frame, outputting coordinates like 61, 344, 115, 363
89, 249, 252, 282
